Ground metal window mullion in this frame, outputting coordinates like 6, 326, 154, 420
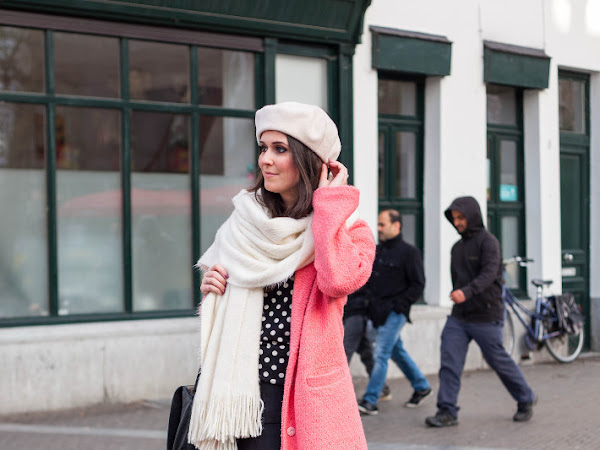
120, 38, 133, 313
190, 45, 201, 308
45, 29, 58, 316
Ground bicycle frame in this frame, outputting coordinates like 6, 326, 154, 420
502, 284, 563, 344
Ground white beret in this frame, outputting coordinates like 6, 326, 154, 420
255, 102, 341, 162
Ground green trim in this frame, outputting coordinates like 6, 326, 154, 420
45, 30, 58, 316
484, 41, 550, 89
371, 26, 452, 76
1, 0, 372, 45
190, 46, 201, 308
120, 39, 132, 313
337, 44, 354, 183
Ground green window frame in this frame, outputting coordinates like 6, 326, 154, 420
377, 73, 425, 251
0, 13, 265, 326
486, 85, 527, 295
0, 11, 351, 327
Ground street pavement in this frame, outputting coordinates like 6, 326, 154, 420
1, 353, 599, 450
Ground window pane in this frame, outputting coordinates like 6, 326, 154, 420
486, 138, 492, 202
559, 78, 585, 133
275, 54, 327, 109
378, 131, 385, 197
198, 47, 254, 109
130, 112, 192, 311
501, 216, 520, 289
55, 32, 120, 97
129, 40, 190, 103
395, 131, 416, 198
0, 103, 48, 318
0, 26, 44, 93
56, 107, 122, 314
487, 85, 516, 125
378, 79, 416, 116
199, 116, 255, 253
499, 140, 518, 202
400, 214, 416, 247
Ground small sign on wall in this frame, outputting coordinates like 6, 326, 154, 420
500, 184, 518, 201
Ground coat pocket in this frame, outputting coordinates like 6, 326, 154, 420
306, 366, 345, 388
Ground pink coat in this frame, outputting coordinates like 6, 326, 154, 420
281, 186, 376, 450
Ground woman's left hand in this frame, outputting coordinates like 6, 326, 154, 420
318, 159, 349, 188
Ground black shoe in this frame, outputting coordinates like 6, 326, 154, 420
380, 385, 392, 401
513, 395, 537, 422
405, 387, 433, 408
425, 409, 458, 427
358, 399, 379, 416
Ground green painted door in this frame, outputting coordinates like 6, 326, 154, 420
559, 71, 590, 348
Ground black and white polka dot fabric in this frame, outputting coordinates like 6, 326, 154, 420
259, 277, 293, 385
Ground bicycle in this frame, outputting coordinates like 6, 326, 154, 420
501, 256, 584, 363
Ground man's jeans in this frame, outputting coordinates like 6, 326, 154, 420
363, 311, 430, 405
437, 316, 535, 417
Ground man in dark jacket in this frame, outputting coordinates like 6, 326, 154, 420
357, 210, 431, 416
426, 196, 536, 427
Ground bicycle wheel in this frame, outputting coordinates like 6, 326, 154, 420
544, 326, 584, 363
502, 311, 515, 357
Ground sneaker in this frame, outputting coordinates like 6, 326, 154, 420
380, 385, 392, 401
513, 395, 537, 422
405, 387, 433, 408
425, 409, 458, 428
358, 399, 379, 416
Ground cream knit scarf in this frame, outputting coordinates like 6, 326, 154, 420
188, 189, 315, 450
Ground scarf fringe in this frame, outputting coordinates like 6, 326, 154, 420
188, 393, 264, 448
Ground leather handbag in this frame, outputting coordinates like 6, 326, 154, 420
167, 372, 200, 450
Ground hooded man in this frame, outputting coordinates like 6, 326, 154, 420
425, 196, 536, 427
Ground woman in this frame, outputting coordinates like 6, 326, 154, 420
188, 102, 375, 450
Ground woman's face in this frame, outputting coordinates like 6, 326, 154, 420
258, 130, 300, 208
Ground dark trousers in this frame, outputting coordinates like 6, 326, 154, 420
237, 383, 283, 450
343, 314, 375, 374
437, 315, 535, 417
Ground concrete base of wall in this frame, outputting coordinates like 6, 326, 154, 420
0, 318, 200, 415
1, 304, 556, 415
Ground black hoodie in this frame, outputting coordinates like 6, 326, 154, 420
444, 196, 504, 322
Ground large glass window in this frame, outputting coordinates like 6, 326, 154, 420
377, 75, 424, 249
0, 102, 48, 318
275, 54, 328, 109
0, 19, 259, 323
486, 84, 525, 292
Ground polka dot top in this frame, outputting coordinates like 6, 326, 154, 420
259, 277, 293, 385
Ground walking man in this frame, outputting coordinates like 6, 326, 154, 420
426, 196, 536, 427
343, 288, 392, 400
358, 210, 432, 415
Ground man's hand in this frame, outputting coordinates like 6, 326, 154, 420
449, 289, 466, 304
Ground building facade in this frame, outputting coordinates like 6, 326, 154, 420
1, 0, 598, 414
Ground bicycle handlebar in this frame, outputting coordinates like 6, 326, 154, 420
502, 256, 534, 267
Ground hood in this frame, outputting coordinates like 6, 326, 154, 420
444, 196, 484, 235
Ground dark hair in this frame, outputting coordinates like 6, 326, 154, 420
381, 209, 402, 227
249, 134, 322, 219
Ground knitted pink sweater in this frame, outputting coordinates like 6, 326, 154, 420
281, 186, 375, 450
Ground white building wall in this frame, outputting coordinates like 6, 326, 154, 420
353, 0, 600, 377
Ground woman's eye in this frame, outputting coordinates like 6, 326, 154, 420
259, 145, 267, 153
276, 146, 287, 153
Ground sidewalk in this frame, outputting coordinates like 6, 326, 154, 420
1, 353, 598, 450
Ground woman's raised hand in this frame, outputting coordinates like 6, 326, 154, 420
200, 264, 228, 296
318, 159, 349, 188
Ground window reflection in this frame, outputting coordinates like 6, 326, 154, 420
198, 47, 254, 109
129, 40, 190, 103
395, 131, 416, 198
378, 80, 416, 116
0, 26, 45, 93
55, 32, 120, 97
56, 106, 123, 314
0, 103, 48, 318
487, 84, 516, 125
199, 116, 255, 253
559, 79, 585, 133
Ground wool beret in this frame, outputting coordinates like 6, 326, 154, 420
255, 102, 341, 163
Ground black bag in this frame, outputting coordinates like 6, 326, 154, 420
552, 293, 585, 335
167, 372, 200, 450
